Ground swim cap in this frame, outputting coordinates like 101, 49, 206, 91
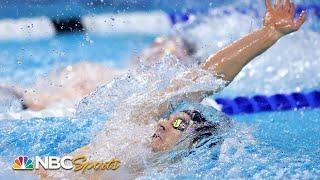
182, 110, 207, 124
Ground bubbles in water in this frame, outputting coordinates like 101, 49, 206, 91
0, 86, 23, 113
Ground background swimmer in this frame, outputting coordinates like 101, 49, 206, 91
0, 62, 125, 111
0, 34, 197, 112
37, 0, 306, 179
133, 35, 197, 66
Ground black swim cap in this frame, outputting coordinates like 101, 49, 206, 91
182, 110, 206, 124
182, 109, 221, 148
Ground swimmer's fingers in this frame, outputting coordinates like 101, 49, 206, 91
284, 0, 291, 12
284, 0, 290, 8
275, 0, 282, 8
265, 0, 272, 10
289, 2, 296, 18
294, 10, 306, 30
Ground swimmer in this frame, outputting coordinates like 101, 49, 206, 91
151, 0, 306, 151
132, 35, 197, 66
1, 36, 196, 112
149, 109, 229, 152
1, 15, 197, 112
36, 0, 306, 179
0, 62, 125, 111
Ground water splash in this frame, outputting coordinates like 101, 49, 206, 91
33, 56, 226, 178
76, 56, 225, 119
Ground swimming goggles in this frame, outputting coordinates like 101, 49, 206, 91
172, 118, 191, 132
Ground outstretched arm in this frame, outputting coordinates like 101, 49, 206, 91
133, 0, 306, 121
201, 0, 306, 83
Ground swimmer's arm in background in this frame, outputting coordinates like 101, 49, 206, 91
201, 0, 306, 83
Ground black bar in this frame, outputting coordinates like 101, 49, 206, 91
52, 18, 84, 33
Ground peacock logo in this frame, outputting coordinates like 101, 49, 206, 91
12, 156, 34, 170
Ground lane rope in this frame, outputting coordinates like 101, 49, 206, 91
0, 4, 318, 40
0, 90, 319, 120
214, 90, 320, 115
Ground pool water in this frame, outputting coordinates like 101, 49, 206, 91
140, 109, 320, 179
0, 107, 319, 178
0, 34, 155, 86
0, 0, 320, 179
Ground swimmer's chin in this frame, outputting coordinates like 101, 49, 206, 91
146, 140, 161, 153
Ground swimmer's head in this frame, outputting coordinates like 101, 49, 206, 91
137, 36, 197, 66
150, 110, 217, 152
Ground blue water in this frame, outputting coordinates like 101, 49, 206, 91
0, 0, 319, 19
0, 34, 154, 85
0, 0, 320, 179
0, 0, 232, 19
0, 107, 319, 178
0, 116, 104, 160
236, 109, 320, 155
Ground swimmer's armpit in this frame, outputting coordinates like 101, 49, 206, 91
201, 0, 306, 83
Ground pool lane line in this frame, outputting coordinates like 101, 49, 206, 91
1, 90, 319, 120
215, 90, 320, 116
0, 3, 319, 40
169, 4, 320, 24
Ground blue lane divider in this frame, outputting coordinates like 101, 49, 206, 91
168, 4, 320, 24
215, 90, 320, 115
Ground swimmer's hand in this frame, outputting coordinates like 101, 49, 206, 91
264, 0, 306, 36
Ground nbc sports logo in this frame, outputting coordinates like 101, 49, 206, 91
11, 155, 121, 171
12, 156, 34, 170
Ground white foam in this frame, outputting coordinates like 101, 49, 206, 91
0, 16, 56, 40
201, 98, 222, 111
82, 11, 171, 35
41, 56, 227, 178
0, 108, 75, 120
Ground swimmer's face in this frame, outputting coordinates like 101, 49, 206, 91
150, 112, 192, 152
